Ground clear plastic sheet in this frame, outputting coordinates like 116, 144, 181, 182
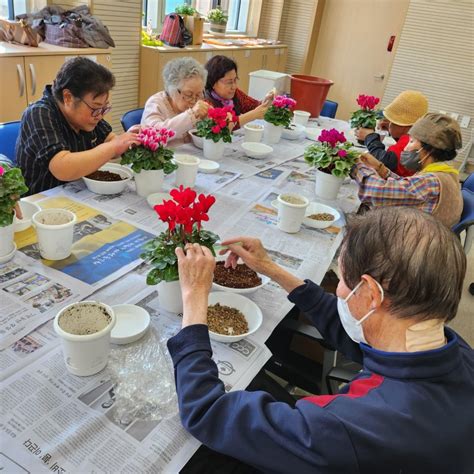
106, 326, 178, 424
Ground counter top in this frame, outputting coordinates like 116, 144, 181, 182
142, 41, 286, 53
0, 41, 111, 57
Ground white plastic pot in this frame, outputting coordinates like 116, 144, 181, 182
203, 138, 225, 161
275, 193, 309, 233
175, 154, 200, 188
0, 223, 15, 258
158, 280, 183, 314
263, 122, 283, 144
315, 169, 344, 200
244, 123, 264, 143
134, 169, 164, 197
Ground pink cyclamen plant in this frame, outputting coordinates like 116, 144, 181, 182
137, 127, 175, 151
264, 95, 297, 127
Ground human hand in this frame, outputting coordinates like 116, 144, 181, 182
110, 132, 141, 156
192, 100, 210, 119
252, 103, 269, 120
176, 243, 215, 298
13, 199, 23, 219
376, 119, 390, 132
127, 124, 141, 134
354, 127, 375, 141
262, 89, 275, 106
219, 236, 275, 276
359, 152, 381, 170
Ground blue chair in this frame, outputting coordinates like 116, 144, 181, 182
462, 173, 474, 192
452, 189, 474, 254
320, 100, 338, 119
120, 108, 144, 132
0, 121, 21, 164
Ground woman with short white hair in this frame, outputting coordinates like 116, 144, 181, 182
141, 57, 209, 144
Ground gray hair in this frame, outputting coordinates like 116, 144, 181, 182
162, 57, 207, 94
340, 207, 466, 322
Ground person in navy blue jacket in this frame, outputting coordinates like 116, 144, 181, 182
168, 206, 474, 474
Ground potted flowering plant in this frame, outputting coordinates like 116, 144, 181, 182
141, 186, 219, 313
207, 8, 227, 34
0, 164, 28, 260
263, 95, 297, 144
304, 129, 359, 200
121, 127, 178, 197
196, 106, 237, 160
350, 94, 381, 143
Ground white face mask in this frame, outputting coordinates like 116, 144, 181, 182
337, 280, 385, 344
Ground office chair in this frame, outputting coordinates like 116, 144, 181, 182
0, 121, 21, 164
462, 173, 474, 193
120, 108, 144, 132
453, 189, 474, 254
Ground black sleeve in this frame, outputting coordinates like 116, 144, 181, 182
93, 119, 113, 144
365, 133, 398, 171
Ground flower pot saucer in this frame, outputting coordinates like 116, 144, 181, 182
111, 304, 151, 345
0, 242, 17, 264
198, 159, 220, 174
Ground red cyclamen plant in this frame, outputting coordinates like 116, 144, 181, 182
196, 106, 238, 143
350, 94, 381, 129
141, 186, 220, 284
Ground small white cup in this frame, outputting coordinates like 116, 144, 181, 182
293, 110, 311, 127
275, 193, 309, 233
54, 301, 116, 376
32, 209, 76, 260
244, 123, 264, 143
175, 154, 201, 188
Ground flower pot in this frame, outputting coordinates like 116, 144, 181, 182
54, 301, 116, 376
273, 193, 309, 233
209, 22, 226, 34
32, 209, 77, 260
158, 280, 183, 314
203, 138, 225, 161
315, 169, 344, 200
175, 154, 200, 188
263, 122, 283, 144
134, 169, 164, 197
0, 223, 15, 259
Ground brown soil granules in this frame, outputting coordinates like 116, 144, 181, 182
208, 303, 249, 336
86, 170, 126, 182
213, 261, 262, 289
308, 213, 334, 221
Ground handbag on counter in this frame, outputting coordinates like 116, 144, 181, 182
0, 18, 41, 47
160, 13, 191, 48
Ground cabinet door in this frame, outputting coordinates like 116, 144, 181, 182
24, 56, 66, 104
0, 57, 28, 123
264, 48, 280, 72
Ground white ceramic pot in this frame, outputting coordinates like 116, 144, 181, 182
315, 169, 344, 200
203, 138, 225, 161
134, 169, 164, 197
54, 301, 116, 376
275, 193, 309, 233
175, 154, 200, 188
0, 222, 15, 257
244, 123, 264, 143
158, 280, 183, 314
263, 122, 283, 144
32, 209, 76, 261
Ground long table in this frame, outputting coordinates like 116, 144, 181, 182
0, 118, 361, 473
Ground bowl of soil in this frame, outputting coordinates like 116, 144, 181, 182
212, 259, 270, 294
303, 202, 340, 229
82, 163, 133, 195
207, 292, 263, 343
189, 129, 204, 149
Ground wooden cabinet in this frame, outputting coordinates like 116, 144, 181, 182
139, 44, 288, 107
0, 43, 112, 123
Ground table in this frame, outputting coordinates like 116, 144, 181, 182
0, 118, 361, 473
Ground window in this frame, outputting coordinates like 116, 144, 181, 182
0, 0, 27, 20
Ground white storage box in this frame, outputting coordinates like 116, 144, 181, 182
248, 70, 290, 100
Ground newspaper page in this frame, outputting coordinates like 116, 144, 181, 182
0, 252, 93, 351
0, 287, 272, 474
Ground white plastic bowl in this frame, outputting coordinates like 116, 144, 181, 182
282, 123, 305, 140
189, 129, 204, 149
241, 142, 273, 159
146, 192, 171, 208
110, 304, 150, 345
82, 163, 132, 195
305, 127, 323, 141
207, 292, 263, 343
198, 159, 220, 174
14, 200, 41, 233
303, 202, 341, 229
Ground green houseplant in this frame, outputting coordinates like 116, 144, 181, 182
207, 8, 228, 34
175, 4, 196, 16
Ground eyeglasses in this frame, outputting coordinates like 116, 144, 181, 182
219, 77, 239, 87
78, 97, 112, 118
177, 89, 204, 103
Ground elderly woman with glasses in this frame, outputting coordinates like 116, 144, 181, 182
141, 57, 210, 145
204, 55, 274, 128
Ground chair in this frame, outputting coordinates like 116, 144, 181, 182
320, 100, 338, 119
120, 108, 144, 132
452, 189, 474, 254
462, 173, 474, 192
0, 121, 21, 164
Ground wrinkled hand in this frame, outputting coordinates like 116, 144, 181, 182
359, 152, 381, 170
110, 132, 141, 156
354, 127, 375, 141
176, 243, 215, 297
262, 89, 275, 106
192, 100, 210, 119
219, 237, 275, 276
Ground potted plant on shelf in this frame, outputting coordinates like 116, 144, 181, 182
141, 186, 219, 313
304, 129, 359, 200
349, 94, 381, 144
263, 95, 297, 144
175, 4, 196, 16
0, 164, 28, 261
207, 7, 228, 34
121, 126, 178, 197
175, 4, 203, 44
196, 106, 237, 160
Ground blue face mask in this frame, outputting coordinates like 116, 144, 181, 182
337, 280, 385, 344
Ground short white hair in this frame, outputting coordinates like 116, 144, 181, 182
163, 57, 207, 94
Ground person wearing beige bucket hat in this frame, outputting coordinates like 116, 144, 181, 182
352, 113, 463, 228
355, 90, 428, 177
